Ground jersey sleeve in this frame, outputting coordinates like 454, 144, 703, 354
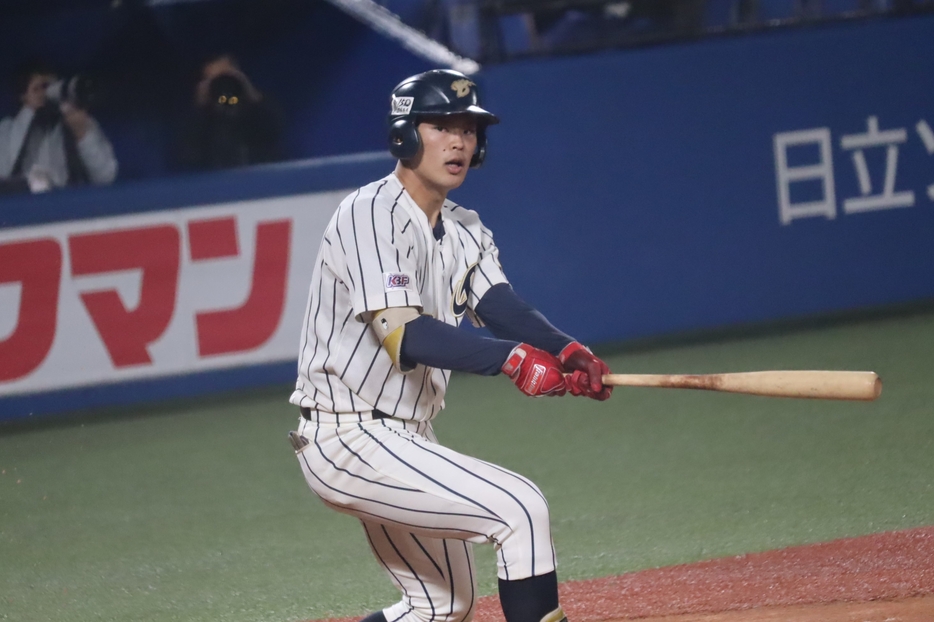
332, 184, 423, 321
462, 220, 509, 328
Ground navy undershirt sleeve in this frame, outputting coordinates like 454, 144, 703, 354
398, 284, 575, 375
474, 283, 575, 356
400, 315, 517, 376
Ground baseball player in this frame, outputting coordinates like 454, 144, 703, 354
289, 69, 612, 622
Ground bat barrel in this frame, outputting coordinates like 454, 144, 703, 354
716, 370, 882, 401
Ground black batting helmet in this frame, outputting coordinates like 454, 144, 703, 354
387, 69, 499, 168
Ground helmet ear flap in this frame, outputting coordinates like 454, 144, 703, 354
470, 125, 488, 168
388, 118, 420, 160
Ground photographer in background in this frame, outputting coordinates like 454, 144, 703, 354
178, 53, 284, 171
0, 61, 118, 194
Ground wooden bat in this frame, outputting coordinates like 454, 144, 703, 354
599, 370, 882, 401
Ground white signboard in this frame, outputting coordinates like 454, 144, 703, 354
0, 190, 350, 396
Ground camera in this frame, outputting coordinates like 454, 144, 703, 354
207, 74, 248, 119
45, 74, 97, 110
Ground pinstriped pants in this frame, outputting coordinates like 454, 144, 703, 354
295, 416, 557, 622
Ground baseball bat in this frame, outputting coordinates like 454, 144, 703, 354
599, 370, 881, 401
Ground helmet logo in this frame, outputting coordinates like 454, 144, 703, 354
391, 96, 414, 115
450, 79, 475, 98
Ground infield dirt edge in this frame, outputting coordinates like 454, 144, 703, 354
314, 525, 934, 622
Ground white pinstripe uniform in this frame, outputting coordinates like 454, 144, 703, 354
290, 172, 557, 622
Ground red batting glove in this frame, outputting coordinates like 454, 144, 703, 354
502, 344, 568, 397
559, 342, 612, 401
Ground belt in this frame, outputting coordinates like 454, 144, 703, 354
300, 407, 392, 422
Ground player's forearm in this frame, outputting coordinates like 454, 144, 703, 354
474, 283, 574, 357
400, 315, 517, 375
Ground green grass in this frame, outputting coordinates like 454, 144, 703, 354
1, 310, 933, 622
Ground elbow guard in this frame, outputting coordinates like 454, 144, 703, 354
371, 307, 421, 372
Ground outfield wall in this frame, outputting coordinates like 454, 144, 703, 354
2, 15, 933, 419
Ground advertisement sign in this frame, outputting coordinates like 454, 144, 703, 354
0, 191, 348, 400
464, 15, 934, 345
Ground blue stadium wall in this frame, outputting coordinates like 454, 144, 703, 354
1, 14, 933, 419
461, 14, 934, 344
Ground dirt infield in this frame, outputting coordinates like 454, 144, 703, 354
618, 595, 934, 622
317, 526, 934, 622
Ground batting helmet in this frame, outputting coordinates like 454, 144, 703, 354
387, 69, 499, 168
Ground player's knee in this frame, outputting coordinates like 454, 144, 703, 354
505, 483, 551, 535
491, 482, 555, 578
498, 487, 551, 544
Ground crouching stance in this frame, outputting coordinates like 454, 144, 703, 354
289, 69, 612, 622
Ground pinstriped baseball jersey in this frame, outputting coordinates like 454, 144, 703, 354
289, 172, 508, 421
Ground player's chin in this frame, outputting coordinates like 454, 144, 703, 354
442, 163, 469, 186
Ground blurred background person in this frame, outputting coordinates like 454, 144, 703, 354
177, 53, 285, 171
0, 61, 118, 194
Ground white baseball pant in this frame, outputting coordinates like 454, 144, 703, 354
295, 415, 557, 622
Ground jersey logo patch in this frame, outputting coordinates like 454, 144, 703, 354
451, 263, 478, 317
450, 79, 475, 98
391, 96, 414, 115
384, 272, 415, 292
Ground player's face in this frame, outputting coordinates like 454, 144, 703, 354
413, 114, 478, 192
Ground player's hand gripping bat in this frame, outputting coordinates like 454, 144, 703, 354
597, 370, 881, 401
